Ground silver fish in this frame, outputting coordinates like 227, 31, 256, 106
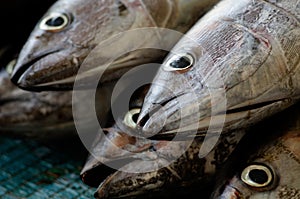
0, 67, 111, 140
211, 103, 300, 199
137, 0, 300, 138
10, 0, 220, 90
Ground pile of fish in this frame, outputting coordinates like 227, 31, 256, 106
1, 0, 299, 198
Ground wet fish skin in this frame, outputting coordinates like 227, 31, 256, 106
211, 103, 300, 199
137, 0, 300, 138
0, 69, 111, 140
11, 0, 220, 91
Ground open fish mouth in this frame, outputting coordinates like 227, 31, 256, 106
11, 49, 78, 91
138, 93, 293, 139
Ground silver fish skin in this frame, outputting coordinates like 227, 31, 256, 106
211, 103, 300, 199
137, 0, 300, 138
0, 69, 111, 140
10, 0, 220, 91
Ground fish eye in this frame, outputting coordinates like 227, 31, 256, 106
241, 164, 274, 188
123, 108, 141, 128
39, 12, 71, 32
163, 53, 194, 72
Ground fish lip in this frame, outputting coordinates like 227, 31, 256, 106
11, 49, 63, 90
139, 96, 289, 137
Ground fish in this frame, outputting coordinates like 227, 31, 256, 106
0, 66, 112, 140
211, 102, 300, 199
82, 118, 246, 199
10, 0, 220, 91
137, 0, 300, 139
79, 86, 246, 198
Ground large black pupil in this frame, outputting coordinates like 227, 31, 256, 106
170, 56, 191, 69
46, 16, 64, 27
132, 113, 139, 124
249, 169, 269, 184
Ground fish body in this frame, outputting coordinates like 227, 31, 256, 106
211, 103, 300, 199
11, 0, 220, 90
137, 0, 300, 138
0, 68, 111, 140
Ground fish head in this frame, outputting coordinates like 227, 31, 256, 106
212, 129, 300, 199
10, 0, 223, 91
10, 0, 157, 90
91, 135, 210, 199
137, 4, 300, 138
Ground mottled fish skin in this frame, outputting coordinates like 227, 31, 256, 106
0, 69, 111, 140
211, 103, 300, 199
10, 0, 220, 91
93, 130, 246, 199
137, 0, 300, 138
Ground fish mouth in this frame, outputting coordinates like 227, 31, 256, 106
137, 93, 292, 139
11, 49, 77, 91
80, 157, 136, 188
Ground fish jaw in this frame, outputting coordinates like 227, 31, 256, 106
137, 78, 295, 138
94, 160, 175, 199
11, 45, 86, 90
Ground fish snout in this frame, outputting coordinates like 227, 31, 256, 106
137, 102, 168, 138
137, 82, 182, 138
11, 48, 78, 91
